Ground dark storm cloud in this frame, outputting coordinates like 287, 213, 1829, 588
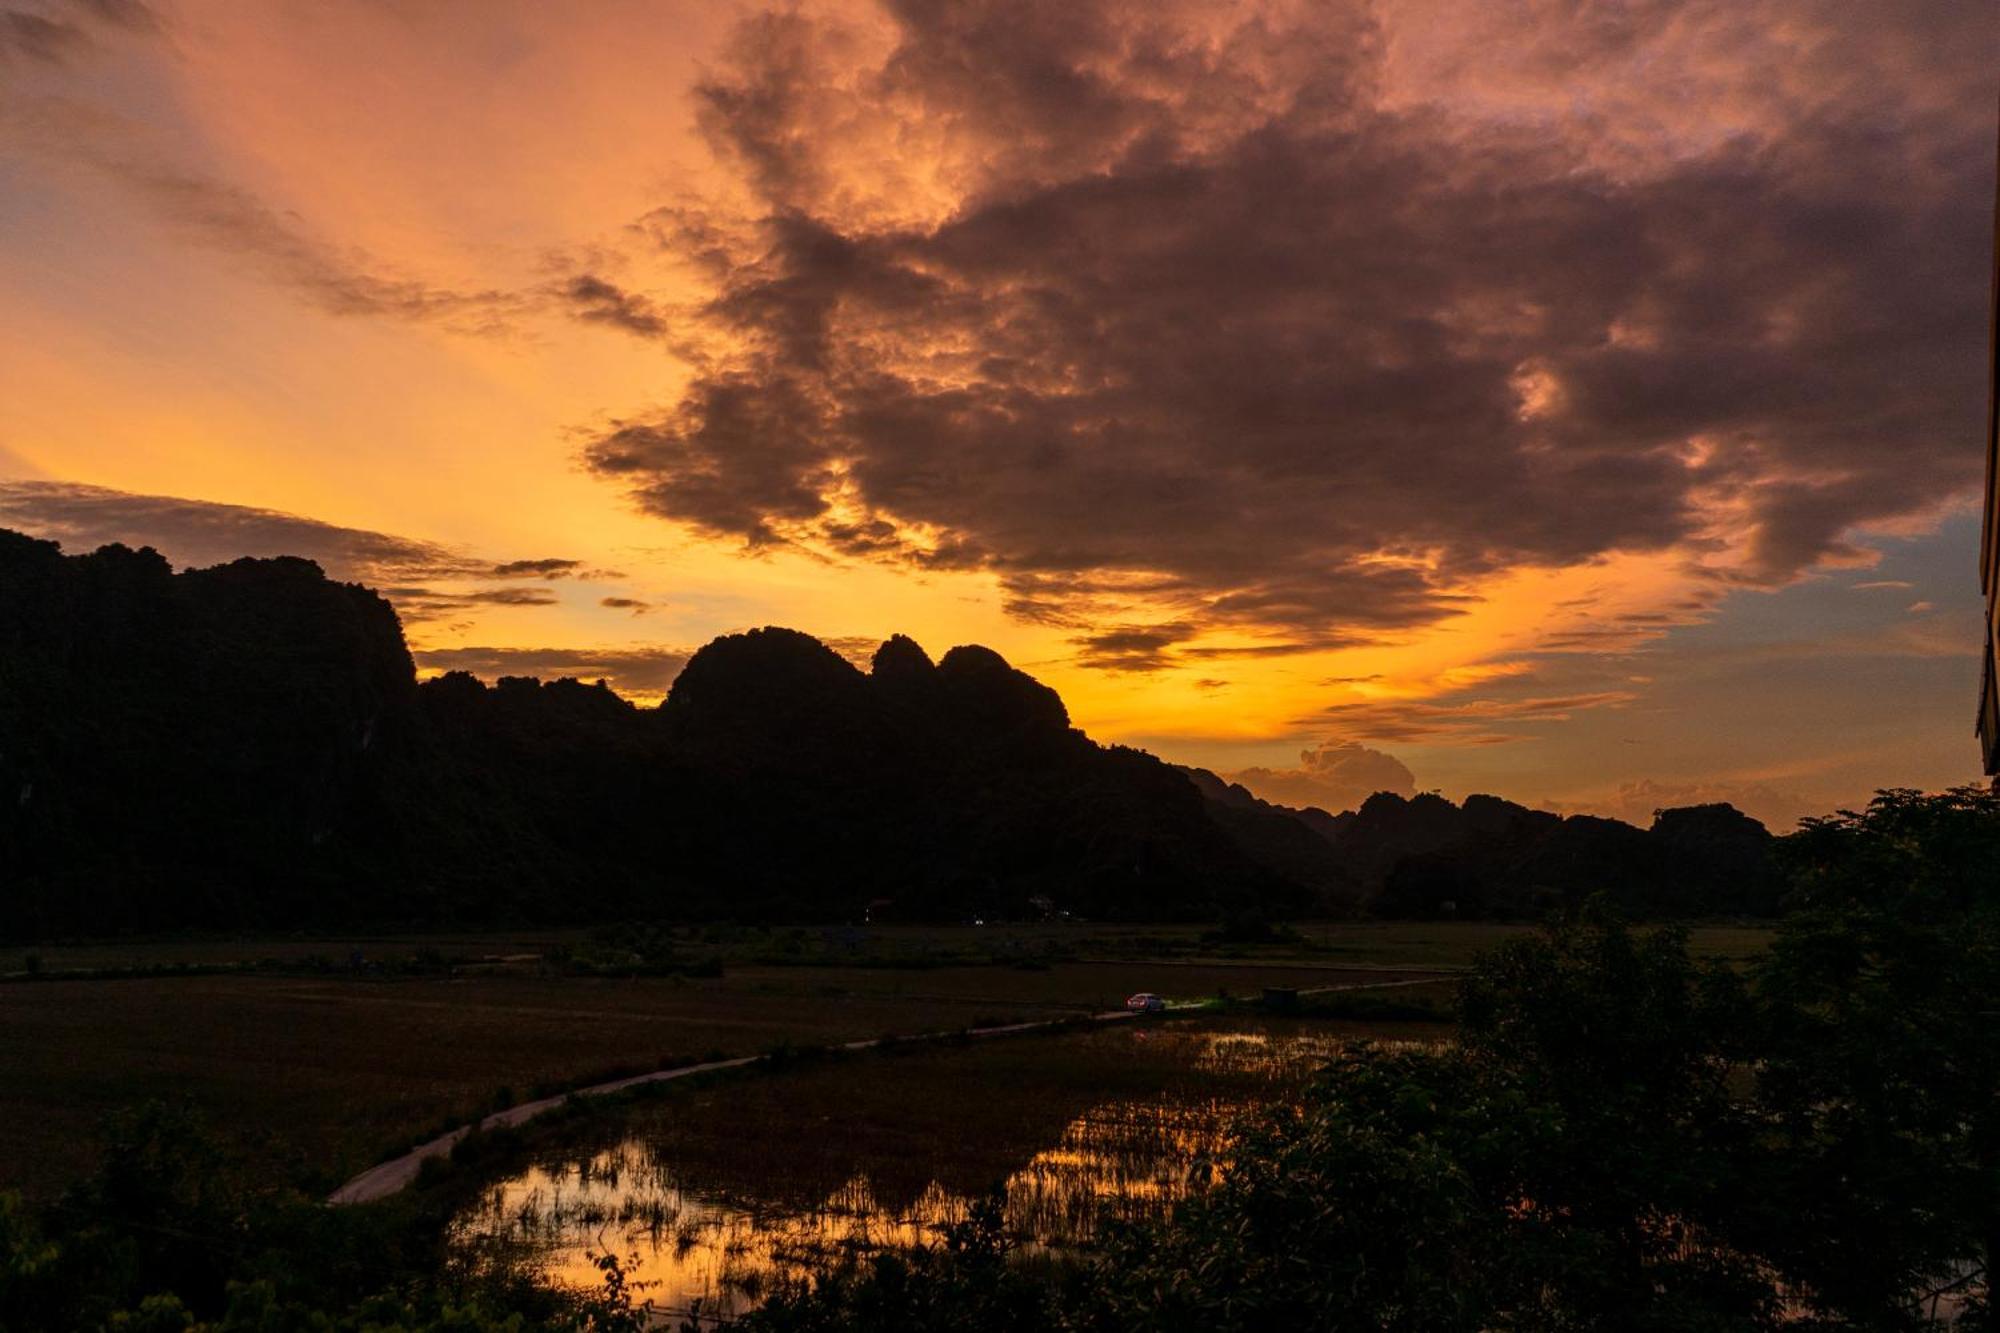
1, 101, 534, 330
382, 585, 564, 622
415, 645, 691, 695
10, 87, 678, 337
0, 10, 86, 62
71, 0, 155, 28
559, 274, 670, 339
0, 481, 483, 580
9, 57, 668, 339
0, 481, 575, 623
5, 95, 632, 337
460, 587, 559, 606
1072, 621, 1196, 673
585, 0, 1997, 650
122, 169, 528, 330
1318, 690, 1640, 745
1069, 616, 1370, 671
491, 557, 583, 578
0, 0, 152, 64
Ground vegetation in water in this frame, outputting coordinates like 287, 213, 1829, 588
725, 787, 2000, 1331
446, 1021, 1371, 1318
1, 787, 1992, 1329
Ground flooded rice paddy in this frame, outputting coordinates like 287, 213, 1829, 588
449, 1019, 1439, 1320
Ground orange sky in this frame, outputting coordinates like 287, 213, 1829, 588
1, 0, 1994, 828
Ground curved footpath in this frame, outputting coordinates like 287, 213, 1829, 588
326, 974, 1448, 1206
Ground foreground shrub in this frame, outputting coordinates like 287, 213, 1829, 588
732, 792, 2000, 1330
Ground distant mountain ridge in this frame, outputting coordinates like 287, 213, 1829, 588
1181, 769, 1778, 921
0, 529, 1775, 940
1325, 789, 1777, 919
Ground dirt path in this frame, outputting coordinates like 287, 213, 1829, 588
325, 975, 1450, 1206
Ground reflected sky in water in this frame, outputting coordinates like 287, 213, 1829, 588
451, 1022, 1439, 1320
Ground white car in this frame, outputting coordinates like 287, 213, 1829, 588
1125, 991, 1167, 1014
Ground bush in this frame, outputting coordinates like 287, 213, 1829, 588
727, 792, 2000, 1331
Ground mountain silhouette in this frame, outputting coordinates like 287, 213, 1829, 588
1359, 792, 1776, 920
0, 533, 1318, 937
0, 530, 1777, 940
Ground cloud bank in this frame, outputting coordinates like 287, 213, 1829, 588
0, 480, 580, 623
1544, 777, 1816, 836
582, 0, 1995, 664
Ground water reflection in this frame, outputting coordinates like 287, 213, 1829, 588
452, 1022, 1427, 1320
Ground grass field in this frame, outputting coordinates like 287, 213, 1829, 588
0, 920, 1773, 1202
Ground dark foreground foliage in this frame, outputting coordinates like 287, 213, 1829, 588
3, 789, 1991, 1330
0, 1100, 651, 1332
729, 788, 1999, 1332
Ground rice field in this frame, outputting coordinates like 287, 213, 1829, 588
450, 1018, 1448, 1321
0, 921, 1769, 1201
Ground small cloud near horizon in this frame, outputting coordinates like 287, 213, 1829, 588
1540, 778, 1819, 834
1224, 741, 1418, 814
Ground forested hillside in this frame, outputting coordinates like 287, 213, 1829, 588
0, 532, 1312, 938
1, 531, 1778, 939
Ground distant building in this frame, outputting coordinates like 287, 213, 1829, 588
1982, 164, 1999, 777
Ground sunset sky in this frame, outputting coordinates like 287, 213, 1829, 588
2, 0, 1994, 828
